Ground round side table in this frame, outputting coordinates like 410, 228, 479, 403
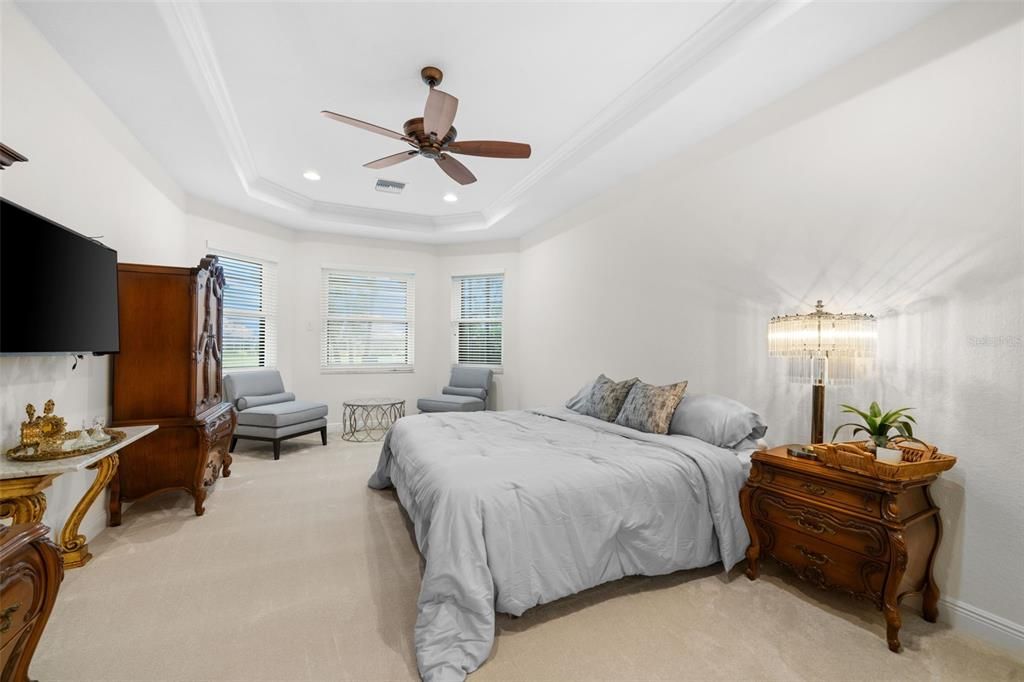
341, 398, 406, 442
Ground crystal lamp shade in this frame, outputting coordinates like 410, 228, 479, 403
768, 300, 877, 385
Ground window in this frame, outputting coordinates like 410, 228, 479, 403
452, 273, 503, 368
218, 253, 277, 371
320, 269, 415, 372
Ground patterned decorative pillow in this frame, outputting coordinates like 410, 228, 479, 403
615, 380, 689, 435
584, 374, 639, 422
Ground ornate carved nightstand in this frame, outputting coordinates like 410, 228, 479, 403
740, 445, 946, 652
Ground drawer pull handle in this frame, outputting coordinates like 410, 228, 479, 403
797, 545, 832, 565
0, 603, 20, 633
801, 483, 828, 496
789, 514, 833, 535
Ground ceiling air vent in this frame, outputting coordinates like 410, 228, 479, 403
374, 179, 405, 195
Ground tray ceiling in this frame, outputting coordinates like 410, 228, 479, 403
16, 1, 951, 243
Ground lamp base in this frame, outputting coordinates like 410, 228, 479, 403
811, 384, 825, 444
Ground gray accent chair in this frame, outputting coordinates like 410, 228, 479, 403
417, 367, 493, 413
224, 370, 328, 460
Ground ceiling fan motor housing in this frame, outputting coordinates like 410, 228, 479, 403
403, 117, 457, 158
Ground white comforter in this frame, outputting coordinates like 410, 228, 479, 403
368, 407, 750, 681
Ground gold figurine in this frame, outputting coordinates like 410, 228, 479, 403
6, 400, 125, 462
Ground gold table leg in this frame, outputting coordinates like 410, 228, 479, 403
0, 474, 58, 524
59, 453, 119, 569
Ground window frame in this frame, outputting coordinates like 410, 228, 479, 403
451, 272, 504, 373
320, 267, 416, 374
214, 250, 278, 373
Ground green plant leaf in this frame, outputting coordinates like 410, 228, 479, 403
831, 423, 868, 442
869, 401, 882, 418
903, 414, 917, 424
839, 404, 871, 422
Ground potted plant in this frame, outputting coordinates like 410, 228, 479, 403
831, 402, 918, 463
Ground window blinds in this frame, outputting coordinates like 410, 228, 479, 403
320, 269, 415, 371
452, 273, 503, 367
218, 254, 278, 370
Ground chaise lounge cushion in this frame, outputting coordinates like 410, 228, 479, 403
417, 395, 485, 413
237, 400, 329, 428
235, 417, 327, 439
224, 370, 286, 405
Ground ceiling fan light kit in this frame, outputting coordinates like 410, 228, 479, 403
321, 66, 531, 186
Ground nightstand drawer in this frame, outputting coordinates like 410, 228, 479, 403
764, 467, 882, 518
752, 490, 888, 559
758, 522, 887, 605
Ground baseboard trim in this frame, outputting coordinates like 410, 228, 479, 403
939, 596, 1024, 657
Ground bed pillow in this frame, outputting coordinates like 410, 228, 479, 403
669, 393, 767, 448
565, 380, 595, 413
583, 374, 638, 422
615, 380, 688, 435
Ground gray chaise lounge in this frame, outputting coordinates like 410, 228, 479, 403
224, 370, 328, 460
417, 366, 493, 413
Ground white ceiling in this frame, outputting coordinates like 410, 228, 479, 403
18, 1, 951, 243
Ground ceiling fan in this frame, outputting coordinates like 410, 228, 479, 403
321, 66, 531, 186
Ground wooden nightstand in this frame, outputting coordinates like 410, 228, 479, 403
740, 445, 944, 652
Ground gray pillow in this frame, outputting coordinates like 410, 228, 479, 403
669, 393, 767, 448
237, 391, 296, 410
443, 386, 487, 400
615, 380, 688, 434
565, 380, 595, 413
583, 374, 638, 422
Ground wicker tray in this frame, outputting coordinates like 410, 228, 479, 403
808, 439, 956, 481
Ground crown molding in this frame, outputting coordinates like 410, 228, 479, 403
486, 0, 809, 222
158, 0, 807, 237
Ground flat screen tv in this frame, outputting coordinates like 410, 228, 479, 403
1, 198, 120, 355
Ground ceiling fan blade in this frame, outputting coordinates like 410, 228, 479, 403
363, 150, 418, 169
446, 141, 531, 159
423, 89, 458, 139
436, 153, 476, 185
321, 110, 415, 144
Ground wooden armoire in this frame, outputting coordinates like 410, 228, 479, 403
110, 255, 236, 523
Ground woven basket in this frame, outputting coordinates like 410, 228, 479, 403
808, 440, 956, 481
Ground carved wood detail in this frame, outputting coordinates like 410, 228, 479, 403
741, 446, 948, 653
110, 257, 237, 523
0, 524, 63, 682
753, 491, 888, 557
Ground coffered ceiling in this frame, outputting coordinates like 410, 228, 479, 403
17, 1, 951, 243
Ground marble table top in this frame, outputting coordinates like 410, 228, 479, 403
0, 424, 158, 480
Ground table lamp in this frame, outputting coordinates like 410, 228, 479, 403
768, 300, 877, 443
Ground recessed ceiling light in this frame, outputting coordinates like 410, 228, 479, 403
303, 170, 321, 181
443, 193, 458, 203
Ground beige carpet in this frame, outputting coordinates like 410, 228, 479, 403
35, 436, 1023, 682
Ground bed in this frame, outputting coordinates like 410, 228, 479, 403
368, 406, 754, 682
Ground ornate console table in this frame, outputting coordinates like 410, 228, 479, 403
0, 424, 157, 569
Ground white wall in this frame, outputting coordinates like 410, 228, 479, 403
0, 5, 518, 546
517, 2, 1023, 652
0, 5, 191, 542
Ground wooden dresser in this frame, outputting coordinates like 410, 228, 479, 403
740, 445, 944, 652
110, 256, 236, 522
1, 523, 63, 682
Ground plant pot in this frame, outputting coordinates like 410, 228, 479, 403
876, 446, 904, 463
